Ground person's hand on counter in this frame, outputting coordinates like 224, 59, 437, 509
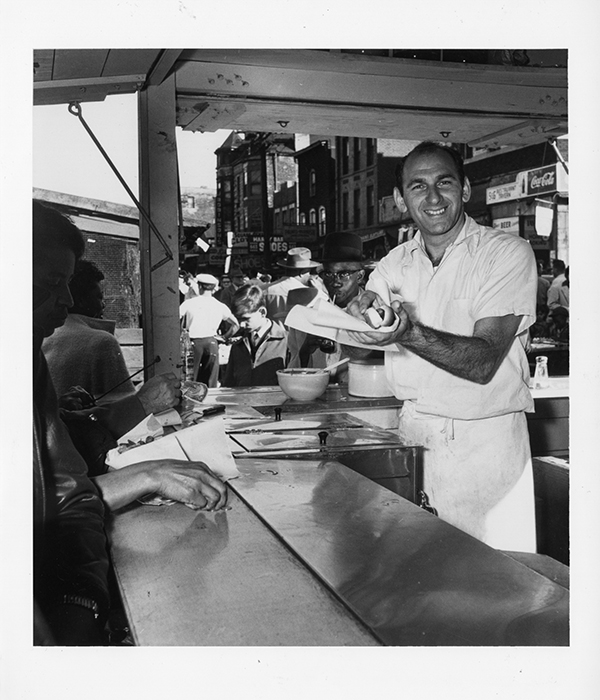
93, 459, 228, 512
137, 373, 182, 414
150, 460, 228, 510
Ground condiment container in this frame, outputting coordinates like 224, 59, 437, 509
348, 358, 393, 397
533, 355, 550, 389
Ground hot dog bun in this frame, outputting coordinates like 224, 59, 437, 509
364, 305, 395, 329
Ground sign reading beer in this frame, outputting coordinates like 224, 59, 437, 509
492, 217, 520, 236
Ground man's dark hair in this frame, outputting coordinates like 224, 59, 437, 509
394, 141, 466, 195
33, 200, 85, 261
69, 259, 105, 309
231, 284, 265, 318
552, 259, 566, 274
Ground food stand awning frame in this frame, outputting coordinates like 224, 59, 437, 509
33, 48, 568, 377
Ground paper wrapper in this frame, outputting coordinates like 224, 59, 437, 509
105, 416, 240, 506
285, 298, 398, 350
106, 416, 239, 478
117, 414, 164, 446
153, 407, 183, 427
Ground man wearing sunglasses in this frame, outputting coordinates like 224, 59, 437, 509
287, 233, 370, 377
319, 233, 366, 309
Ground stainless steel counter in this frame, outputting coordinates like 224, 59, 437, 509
108, 454, 569, 646
107, 385, 569, 646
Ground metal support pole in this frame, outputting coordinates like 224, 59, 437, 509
549, 138, 569, 175
138, 74, 181, 379
261, 138, 272, 270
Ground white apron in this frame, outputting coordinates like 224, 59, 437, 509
397, 400, 536, 552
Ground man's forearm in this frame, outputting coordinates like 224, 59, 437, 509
92, 463, 156, 511
399, 322, 501, 384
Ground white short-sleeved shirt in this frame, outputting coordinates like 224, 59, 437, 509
180, 295, 234, 338
367, 216, 537, 420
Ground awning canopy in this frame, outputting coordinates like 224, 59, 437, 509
34, 49, 567, 149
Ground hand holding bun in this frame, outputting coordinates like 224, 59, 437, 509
364, 305, 396, 329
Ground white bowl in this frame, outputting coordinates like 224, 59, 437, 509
276, 368, 329, 402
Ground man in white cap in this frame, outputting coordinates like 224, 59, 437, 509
264, 247, 327, 322
179, 273, 239, 386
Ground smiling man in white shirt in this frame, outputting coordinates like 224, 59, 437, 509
347, 142, 538, 552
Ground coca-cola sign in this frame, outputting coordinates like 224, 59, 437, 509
525, 165, 557, 196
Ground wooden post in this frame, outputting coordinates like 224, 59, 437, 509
138, 74, 181, 379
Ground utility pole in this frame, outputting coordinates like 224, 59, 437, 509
260, 134, 273, 271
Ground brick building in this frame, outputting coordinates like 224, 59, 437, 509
294, 138, 336, 247
214, 131, 297, 274
34, 188, 142, 328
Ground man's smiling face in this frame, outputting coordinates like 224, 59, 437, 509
394, 150, 471, 243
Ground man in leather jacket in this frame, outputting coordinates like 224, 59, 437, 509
33, 201, 229, 643
33, 200, 110, 644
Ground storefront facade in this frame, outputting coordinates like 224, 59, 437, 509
486, 161, 569, 268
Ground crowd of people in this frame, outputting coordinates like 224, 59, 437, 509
533, 258, 570, 342
177, 235, 375, 388
33, 140, 570, 645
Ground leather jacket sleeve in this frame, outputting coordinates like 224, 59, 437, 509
34, 353, 110, 624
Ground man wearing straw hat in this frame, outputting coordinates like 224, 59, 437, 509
264, 247, 327, 322
287, 234, 370, 379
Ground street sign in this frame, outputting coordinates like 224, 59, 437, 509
208, 248, 227, 265
486, 180, 522, 205
232, 231, 250, 248
249, 234, 288, 254
524, 164, 562, 197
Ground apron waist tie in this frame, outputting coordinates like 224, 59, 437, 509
441, 417, 455, 444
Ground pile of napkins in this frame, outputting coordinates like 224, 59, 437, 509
105, 415, 240, 482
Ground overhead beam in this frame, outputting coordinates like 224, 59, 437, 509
34, 75, 146, 106
145, 49, 185, 87
180, 100, 247, 132
468, 119, 568, 149
175, 50, 567, 119
176, 94, 568, 146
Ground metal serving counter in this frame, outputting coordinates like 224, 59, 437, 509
107, 386, 569, 646
108, 455, 569, 646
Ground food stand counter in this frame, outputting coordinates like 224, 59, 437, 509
107, 386, 569, 646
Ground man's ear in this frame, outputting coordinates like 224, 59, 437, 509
462, 177, 472, 203
258, 306, 267, 317
357, 269, 365, 282
393, 187, 408, 214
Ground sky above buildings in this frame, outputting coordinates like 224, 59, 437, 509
33, 93, 230, 205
